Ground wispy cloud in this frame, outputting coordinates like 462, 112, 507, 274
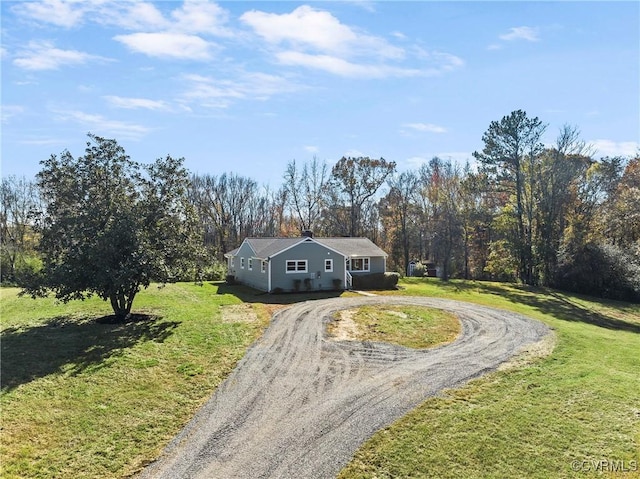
13, 41, 110, 71
499, 26, 540, 42
114, 32, 215, 60
304, 145, 319, 153
241, 5, 403, 59
11, 0, 87, 28
179, 71, 304, 109
275, 51, 425, 78
1, 105, 25, 123
241, 5, 462, 79
170, 0, 232, 36
13, 0, 233, 36
103, 96, 171, 111
54, 110, 151, 140
401, 122, 448, 134
591, 139, 639, 158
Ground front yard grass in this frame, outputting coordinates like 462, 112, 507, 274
328, 305, 460, 349
338, 278, 640, 478
0, 282, 274, 479
2, 279, 639, 478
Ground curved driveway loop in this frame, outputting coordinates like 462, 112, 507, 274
139, 296, 549, 479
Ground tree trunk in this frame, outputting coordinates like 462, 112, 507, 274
109, 289, 135, 321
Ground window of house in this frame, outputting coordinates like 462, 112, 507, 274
261, 260, 267, 273
248, 258, 253, 270
240, 257, 245, 269
348, 257, 370, 272
286, 260, 308, 273
325, 259, 333, 272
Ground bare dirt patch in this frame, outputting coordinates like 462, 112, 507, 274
329, 309, 361, 341
220, 304, 258, 323
498, 329, 557, 371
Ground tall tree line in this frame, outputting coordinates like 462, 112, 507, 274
3, 112, 638, 300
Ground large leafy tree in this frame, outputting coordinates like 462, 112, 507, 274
328, 156, 396, 237
473, 110, 546, 284
24, 134, 202, 321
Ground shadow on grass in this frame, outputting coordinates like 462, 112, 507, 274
1, 314, 179, 393
478, 282, 640, 334
214, 282, 343, 305
401, 277, 640, 333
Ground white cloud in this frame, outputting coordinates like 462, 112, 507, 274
179, 71, 303, 108
345, 0, 377, 13
1, 105, 25, 123
402, 122, 448, 134
13, 0, 233, 37
114, 32, 214, 60
103, 96, 171, 111
11, 0, 86, 28
590, 139, 639, 158
239, 5, 462, 80
19, 136, 69, 146
304, 145, 319, 153
171, 0, 232, 36
54, 110, 151, 140
13, 41, 110, 70
499, 26, 540, 42
241, 6, 368, 55
275, 51, 424, 78
96, 1, 169, 31
344, 149, 366, 158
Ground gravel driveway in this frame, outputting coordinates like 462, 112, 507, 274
138, 296, 550, 479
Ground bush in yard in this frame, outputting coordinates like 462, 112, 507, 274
555, 240, 640, 302
351, 272, 400, 290
22, 134, 202, 321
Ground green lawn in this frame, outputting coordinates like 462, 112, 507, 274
0, 282, 275, 479
2, 279, 639, 478
327, 304, 460, 349
338, 278, 640, 478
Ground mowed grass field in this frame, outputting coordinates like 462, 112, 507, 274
339, 278, 640, 479
0, 282, 289, 478
1, 279, 639, 478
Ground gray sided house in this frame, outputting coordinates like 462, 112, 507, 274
225, 235, 387, 293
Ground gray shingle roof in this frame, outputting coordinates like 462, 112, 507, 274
228, 237, 387, 259
315, 238, 387, 257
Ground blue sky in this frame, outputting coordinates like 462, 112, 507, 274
2, 1, 638, 187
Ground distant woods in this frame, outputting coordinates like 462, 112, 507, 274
2, 110, 639, 301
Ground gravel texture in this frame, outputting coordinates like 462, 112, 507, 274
138, 296, 550, 479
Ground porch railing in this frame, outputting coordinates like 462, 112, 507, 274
346, 271, 353, 290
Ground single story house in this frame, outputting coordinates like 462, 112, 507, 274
224, 233, 387, 293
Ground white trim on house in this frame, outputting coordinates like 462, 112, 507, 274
324, 258, 333, 272
286, 259, 308, 273
348, 257, 370, 272
270, 237, 346, 260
